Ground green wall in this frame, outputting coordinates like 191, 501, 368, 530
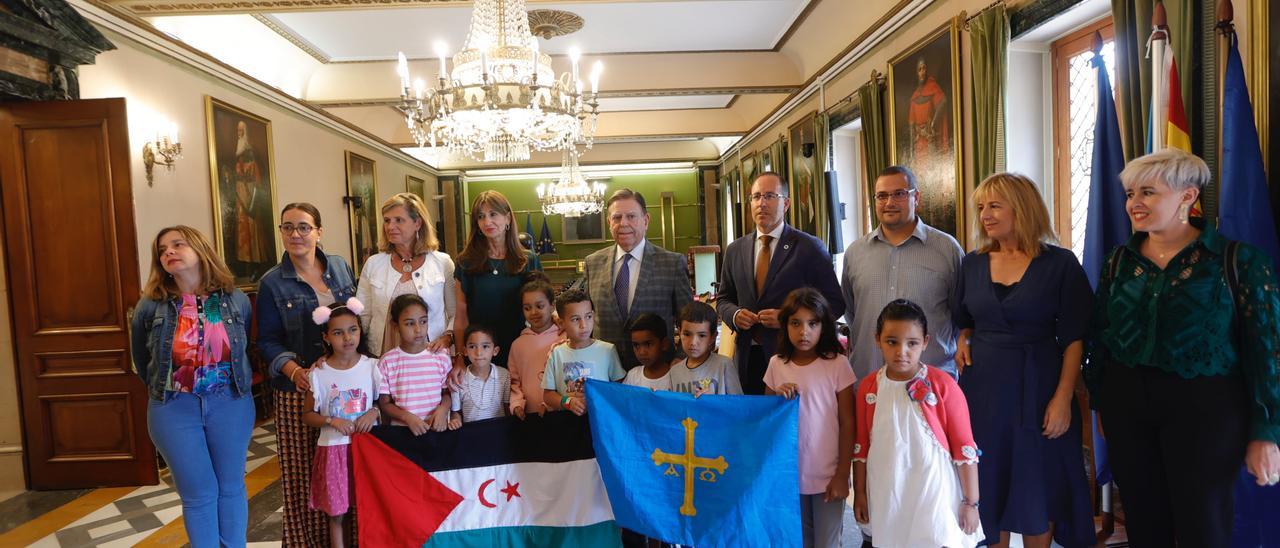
464, 171, 704, 261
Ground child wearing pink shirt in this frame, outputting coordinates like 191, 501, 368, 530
763, 288, 856, 548
507, 272, 562, 416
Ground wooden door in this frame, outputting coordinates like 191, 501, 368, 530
0, 98, 157, 489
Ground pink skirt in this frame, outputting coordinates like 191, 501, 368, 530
309, 444, 354, 517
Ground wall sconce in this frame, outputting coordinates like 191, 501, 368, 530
143, 124, 182, 186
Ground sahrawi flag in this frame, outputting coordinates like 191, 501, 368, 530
353, 413, 621, 547
585, 379, 801, 547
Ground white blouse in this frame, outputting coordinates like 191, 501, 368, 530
356, 251, 456, 356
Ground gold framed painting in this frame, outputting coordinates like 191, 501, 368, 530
204, 96, 278, 288
345, 151, 379, 274
787, 112, 821, 236
406, 174, 426, 199
741, 151, 759, 192
887, 16, 964, 241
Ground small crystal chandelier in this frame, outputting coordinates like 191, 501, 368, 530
396, 0, 602, 163
537, 147, 606, 217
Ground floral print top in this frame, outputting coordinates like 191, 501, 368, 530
170, 293, 233, 394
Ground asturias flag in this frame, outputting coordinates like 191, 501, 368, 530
353, 413, 620, 547
585, 379, 801, 547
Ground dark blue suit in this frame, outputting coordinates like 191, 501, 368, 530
716, 225, 845, 394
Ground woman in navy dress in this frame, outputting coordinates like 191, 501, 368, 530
952, 173, 1094, 548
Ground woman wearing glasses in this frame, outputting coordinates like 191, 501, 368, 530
256, 202, 357, 546
355, 193, 456, 357
951, 173, 1095, 548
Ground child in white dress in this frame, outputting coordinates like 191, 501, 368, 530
853, 299, 983, 547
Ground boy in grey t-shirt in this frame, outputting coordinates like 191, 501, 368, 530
668, 302, 743, 396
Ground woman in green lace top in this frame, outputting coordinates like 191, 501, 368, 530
1085, 149, 1280, 547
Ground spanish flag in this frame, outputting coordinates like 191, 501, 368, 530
1148, 37, 1196, 212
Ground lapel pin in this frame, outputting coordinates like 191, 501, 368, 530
783, 244, 790, 250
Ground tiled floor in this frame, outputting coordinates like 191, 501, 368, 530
0, 423, 285, 548
0, 421, 1128, 547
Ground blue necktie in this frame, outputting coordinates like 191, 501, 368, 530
614, 254, 631, 319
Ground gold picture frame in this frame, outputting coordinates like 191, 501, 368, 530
406, 174, 426, 199
204, 96, 279, 288
345, 151, 379, 274
788, 111, 822, 236
887, 16, 964, 242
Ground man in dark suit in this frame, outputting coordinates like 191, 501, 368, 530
716, 172, 845, 394
584, 189, 694, 370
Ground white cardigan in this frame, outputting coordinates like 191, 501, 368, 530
355, 251, 456, 356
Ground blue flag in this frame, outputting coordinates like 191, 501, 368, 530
1220, 31, 1280, 548
525, 213, 535, 243
538, 216, 556, 255
1082, 46, 1128, 486
584, 380, 800, 548
1219, 33, 1280, 278
1082, 48, 1131, 291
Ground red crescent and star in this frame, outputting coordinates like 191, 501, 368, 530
477, 478, 522, 508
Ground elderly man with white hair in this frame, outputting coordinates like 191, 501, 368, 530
1085, 148, 1280, 548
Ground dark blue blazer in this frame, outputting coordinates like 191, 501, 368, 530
715, 225, 845, 368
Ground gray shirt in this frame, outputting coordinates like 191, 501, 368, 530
840, 220, 964, 380
668, 354, 743, 395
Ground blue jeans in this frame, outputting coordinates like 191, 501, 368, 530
148, 391, 255, 547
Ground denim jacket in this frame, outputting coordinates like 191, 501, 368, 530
131, 289, 253, 401
256, 251, 357, 392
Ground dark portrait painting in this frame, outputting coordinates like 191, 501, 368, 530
888, 18, 963, 240
346, 151, 379, 274
788, 112, 820, 237
205, 96, 277, 287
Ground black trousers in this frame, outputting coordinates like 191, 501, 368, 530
741, 346, 769, 395
1098, 363, 1249, 548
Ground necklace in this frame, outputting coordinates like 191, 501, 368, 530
396, 251, 415, 273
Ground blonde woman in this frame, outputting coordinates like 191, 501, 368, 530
130, 226, 255, 547
1085, 149, 1280, 547
951, 173, 1094, 548
356, 193, 456, 356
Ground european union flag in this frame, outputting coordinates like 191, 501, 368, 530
584, 380, 800, 548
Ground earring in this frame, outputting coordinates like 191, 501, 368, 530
1179, 203, 1190, 224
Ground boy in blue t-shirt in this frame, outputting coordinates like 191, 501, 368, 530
542, 289, 625, 415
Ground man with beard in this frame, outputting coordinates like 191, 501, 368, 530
231, 120, 272, 276
907, 57, 950, 163
716, 172, 844, 395
840, 165, 963, 382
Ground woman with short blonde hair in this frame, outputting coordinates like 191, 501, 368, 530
1085, 149, 1280, 546
952, 173, 1096, 548
356, 192, 457, 356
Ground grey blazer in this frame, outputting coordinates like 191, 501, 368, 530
584, 241, 694, 369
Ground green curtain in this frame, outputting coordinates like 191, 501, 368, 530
1111, 0, 1197, 161
969, 4, 1009, 183
815, 113, 831, 245
858, 74, 889, 227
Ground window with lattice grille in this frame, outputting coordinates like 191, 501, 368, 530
1052, 20, 1116, 262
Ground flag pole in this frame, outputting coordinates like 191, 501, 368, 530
1147, 2, 1169, 153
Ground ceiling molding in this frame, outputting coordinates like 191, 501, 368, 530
251, 13, 330, 62
326, 48, 776, 64
72, 0, 439, 174
770, 0, 818, 51
720, 0, 935, 163
310, 85, 796, 107
110, 0, 656, 16
390, 131, 742, 148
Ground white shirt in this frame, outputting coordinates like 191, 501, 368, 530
455, 366, 510, 423
309, 356, 380, 447
612, 239, 646, 312
355, 251, 457, 356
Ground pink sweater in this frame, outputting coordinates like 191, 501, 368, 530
854, 365, 980, 465
507, 324, 564, 413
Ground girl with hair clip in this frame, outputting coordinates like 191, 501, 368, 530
301, 298, 380, 548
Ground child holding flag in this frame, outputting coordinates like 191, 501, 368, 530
543, 290, 625, 415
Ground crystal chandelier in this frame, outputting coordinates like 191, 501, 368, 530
537, 147, 606, 217
396, 0, 602, 163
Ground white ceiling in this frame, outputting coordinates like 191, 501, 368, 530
268, 0, 810, 61
596, 94, 734, 112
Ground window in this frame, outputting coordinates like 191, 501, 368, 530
1052, 19, 1116, 261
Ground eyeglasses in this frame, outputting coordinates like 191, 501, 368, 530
279, 223, 315, 236
750, 192, 786, 203
874, 189, 917, 203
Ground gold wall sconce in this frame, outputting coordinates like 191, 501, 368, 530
143, 125, 182, 186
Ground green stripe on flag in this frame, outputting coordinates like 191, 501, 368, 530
424, 521, 622, 548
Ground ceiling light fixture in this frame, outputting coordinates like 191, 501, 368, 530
396, 0, 602, 163
537, 146, 606, 217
